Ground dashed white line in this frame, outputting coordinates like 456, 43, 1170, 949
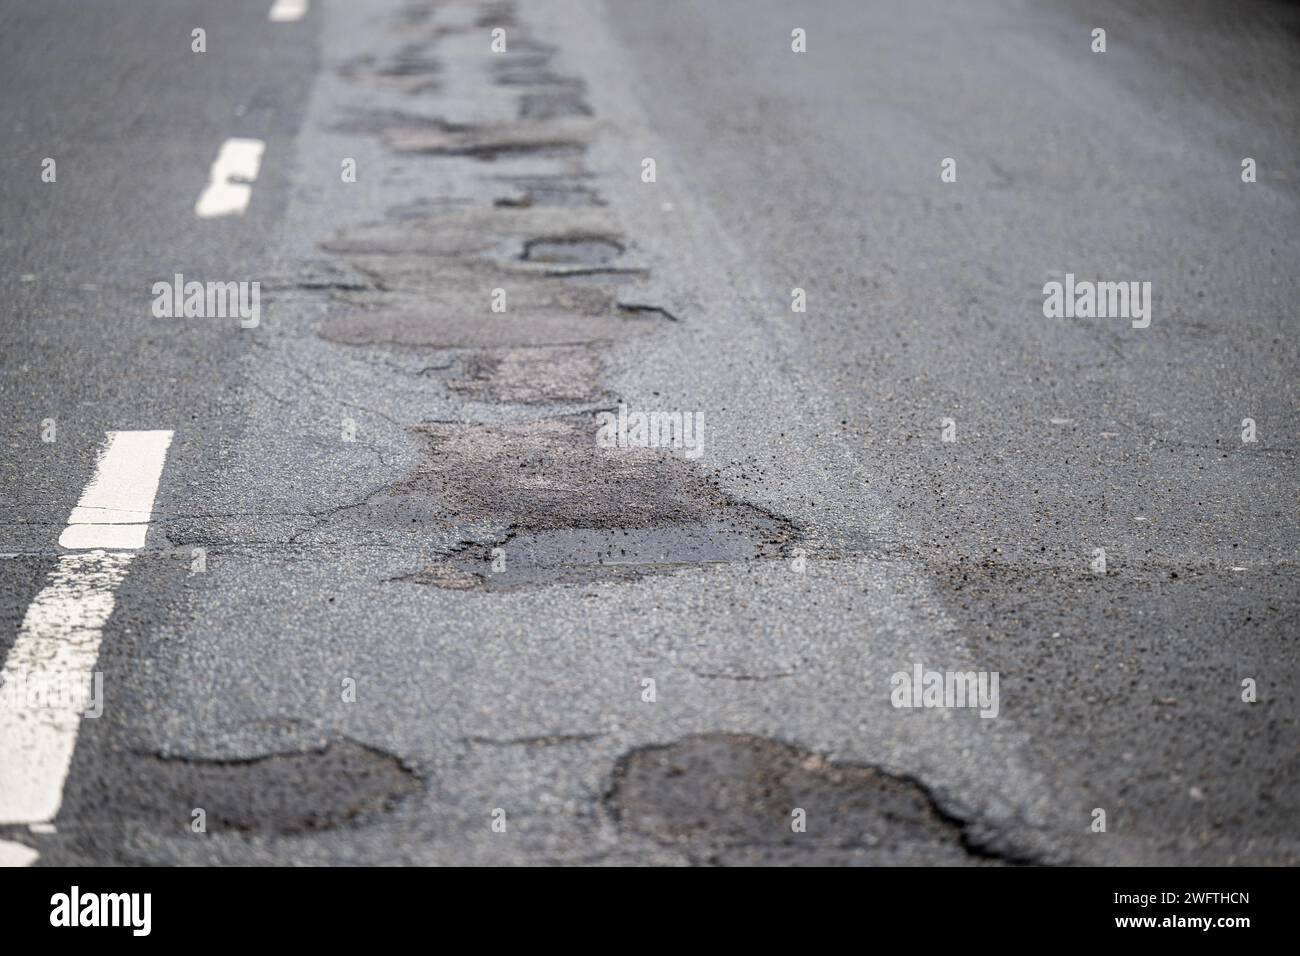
0, 431, 174, 863
268, 0, 309, 22
194, 138, 265, 219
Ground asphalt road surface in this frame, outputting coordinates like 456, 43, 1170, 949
1, 0, 1297, 866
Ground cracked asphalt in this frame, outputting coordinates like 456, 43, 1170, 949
1, 0, 1297, 866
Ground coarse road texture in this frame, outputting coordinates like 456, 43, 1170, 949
1, 0, 1296, 865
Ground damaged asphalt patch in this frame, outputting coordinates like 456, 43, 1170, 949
521, 234, 623, 265
519, 89, 592, 120
398, 416, 758, 529
315, 207, 671, 349
607, 734, 1026, 865
409, 519, 791, 591
310, 4, 675, 420
382, 416, 797, 588
447, 346, 607, 404
384, 118, 589, 159
339, 50, 442, 95
297, 3, 759, 594
86, 739, 421, 838
492, 175, 605, 208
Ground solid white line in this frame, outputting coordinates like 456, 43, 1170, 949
59, 431, 174, 549
60, 431, 173, 549
0, 839, 39, 867
0, 552, 132, 825
0, 431, 173, 827
268, 0, 309, 22
194, 138, 265, 219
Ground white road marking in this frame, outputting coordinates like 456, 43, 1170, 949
0, 553, 132, 828
194, 138, 265, 219
60, 431, 174, 549
0, 839, 39, 867
0, 431, 173, 839
268, 0, 309, 22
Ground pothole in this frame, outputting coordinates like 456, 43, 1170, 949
522, 235, 623, 265
520, 90, 592, 120
494, 68, 585, 89
332, 109, 462, 136
101, 739, 421, 836
494, 176, 605, 208
383, 121, 587, 160
408, 519, 790, 590
376, 416, 798, 587
475, 4, 520, 30
339, 53, 442, 95
316, 275, 660, 348
393, 416, 767, 530
315, 208, 669, 348
447, 347, 607, 404
375, 53, 443, 78
607, 734, 1016, 865
617, 302, 680, 322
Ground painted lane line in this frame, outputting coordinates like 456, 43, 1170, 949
0, 839, 40, 867
0, 552, 132, 827
60, 431, 175, 549
0, 431, 173, 847
194, 138, 265, 219
268, 0, 309, 22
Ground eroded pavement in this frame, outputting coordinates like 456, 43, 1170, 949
13, 0, 1296, 866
